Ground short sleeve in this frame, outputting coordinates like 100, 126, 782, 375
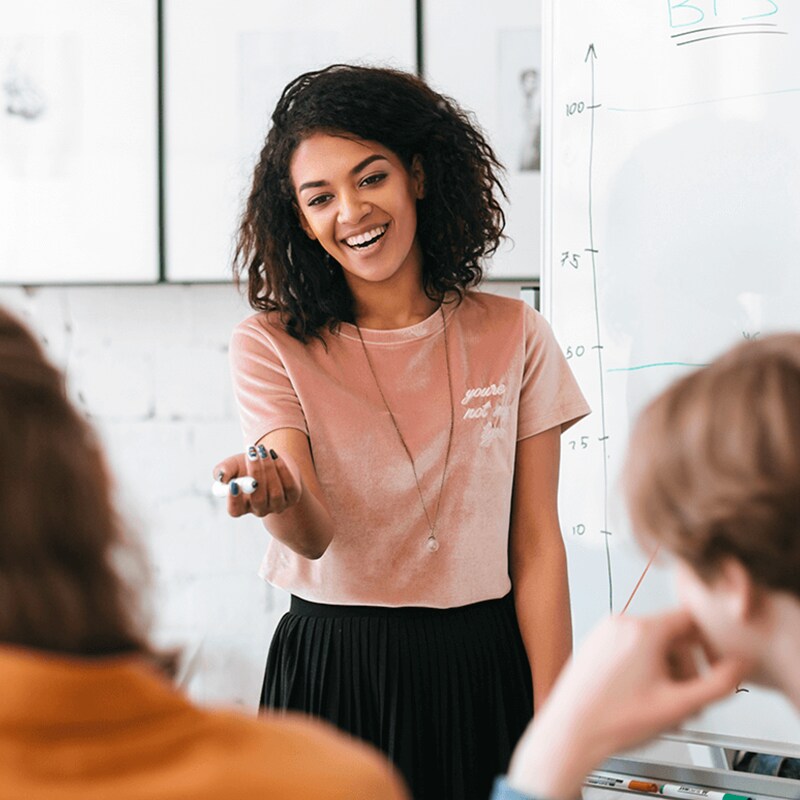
229, 319, 309, 446
517, 305, 591, 441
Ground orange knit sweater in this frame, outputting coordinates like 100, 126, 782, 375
0, 646, 408, 800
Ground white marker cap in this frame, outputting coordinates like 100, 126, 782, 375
211, 476, 258, 497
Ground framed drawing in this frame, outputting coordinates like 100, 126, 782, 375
0, 1, 159, 284
423, 0, 543, 279
163, 0, 416, 282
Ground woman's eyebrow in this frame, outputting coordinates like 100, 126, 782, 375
298, 155, 390, 193
351, 154, 389, 174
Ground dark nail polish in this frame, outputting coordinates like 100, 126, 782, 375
230, 482, 239, 496
258, 444, 269, 459
269, 449, 278, 460
251, 480, 259, 489
247, 446, 258, 461
216, 471, 224, 481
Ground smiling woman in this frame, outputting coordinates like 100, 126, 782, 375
213, 64, 590, 800
234, 64, 508, 341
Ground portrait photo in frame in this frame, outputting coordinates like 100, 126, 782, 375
0, 1, 159, 284
163, 0, 417, 282
423, 0, 543, 279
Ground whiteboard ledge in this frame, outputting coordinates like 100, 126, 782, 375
602, 756, 800, 800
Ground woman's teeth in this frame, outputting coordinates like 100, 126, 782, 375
345, 225, 388, 249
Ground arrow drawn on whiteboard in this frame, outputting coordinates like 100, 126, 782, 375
584, 42, 614, 613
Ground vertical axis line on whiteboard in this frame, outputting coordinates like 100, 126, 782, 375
585, 43, 613, 613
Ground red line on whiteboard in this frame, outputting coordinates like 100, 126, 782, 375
621, 545, 661, 615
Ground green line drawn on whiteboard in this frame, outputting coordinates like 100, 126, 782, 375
608, 361, 709, 373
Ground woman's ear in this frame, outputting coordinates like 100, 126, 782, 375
411, 155, 426, 200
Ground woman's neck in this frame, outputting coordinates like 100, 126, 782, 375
352, 281, 440, 330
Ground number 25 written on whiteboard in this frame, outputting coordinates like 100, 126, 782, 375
668, 0, 779, 28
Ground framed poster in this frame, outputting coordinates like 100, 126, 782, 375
163, 1, 416, 282
0, 1, 159, 284
423, 0, 543, 279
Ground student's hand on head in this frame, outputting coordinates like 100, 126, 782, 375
507, 609, 748, 800
213, 446, 303, 519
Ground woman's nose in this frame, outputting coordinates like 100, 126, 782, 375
337, 190, 371, 225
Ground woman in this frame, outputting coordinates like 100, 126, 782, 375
0, 306, 407, 799
494, 334, 800, 799
215, 63, 590, 800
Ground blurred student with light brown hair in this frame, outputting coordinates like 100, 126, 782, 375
492, 333, 800, 800
0, 305, 408, 800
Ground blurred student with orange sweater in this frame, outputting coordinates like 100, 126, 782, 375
0, 306, 408, 800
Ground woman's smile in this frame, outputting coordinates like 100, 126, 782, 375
343, 223, 389, 250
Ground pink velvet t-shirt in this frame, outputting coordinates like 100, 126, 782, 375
230, 291, 590, 608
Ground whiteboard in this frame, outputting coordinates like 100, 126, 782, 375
542, 0, 800, 757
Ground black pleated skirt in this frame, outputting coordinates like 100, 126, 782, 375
260, 592, 533, 800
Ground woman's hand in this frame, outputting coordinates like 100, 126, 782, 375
506, 609, 749, 800
213, 444, 303, 519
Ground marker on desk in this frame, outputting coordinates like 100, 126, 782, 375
659, 784, 751, 800
211, 476, 258, 497
587, 774, 660, 793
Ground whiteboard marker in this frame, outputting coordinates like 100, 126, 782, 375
587, 773, 659, 793
659, 784, 751, 800
211, 476, 258, 497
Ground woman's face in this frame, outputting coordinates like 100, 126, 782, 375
290, 132, 425, 292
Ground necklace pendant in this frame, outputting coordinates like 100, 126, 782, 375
426, 535, 439, 552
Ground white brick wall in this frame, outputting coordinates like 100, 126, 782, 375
0, 280, 525, 713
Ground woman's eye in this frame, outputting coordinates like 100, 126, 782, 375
361, 173, 387, 187
307, 194, 332, 207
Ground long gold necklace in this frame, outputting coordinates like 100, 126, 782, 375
355, 306, 455, 553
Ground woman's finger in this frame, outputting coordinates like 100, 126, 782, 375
226, 478, 251, 518
272, 449, 302, 506
212, 453, 247, 481
241, 443, 281, 516
258, 445, 287, 511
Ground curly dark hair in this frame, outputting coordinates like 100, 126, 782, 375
234, 63, 506, 342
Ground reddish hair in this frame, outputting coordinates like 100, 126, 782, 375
0, 307, 157, 658
624, 333, 800, 598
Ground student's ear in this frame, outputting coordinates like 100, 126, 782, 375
411, 155, 426, 200
717, 557, 763, 623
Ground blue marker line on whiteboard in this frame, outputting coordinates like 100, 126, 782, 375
211, 477, 257, 497
659, 784, 751, 800
608, 361, 709, 373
